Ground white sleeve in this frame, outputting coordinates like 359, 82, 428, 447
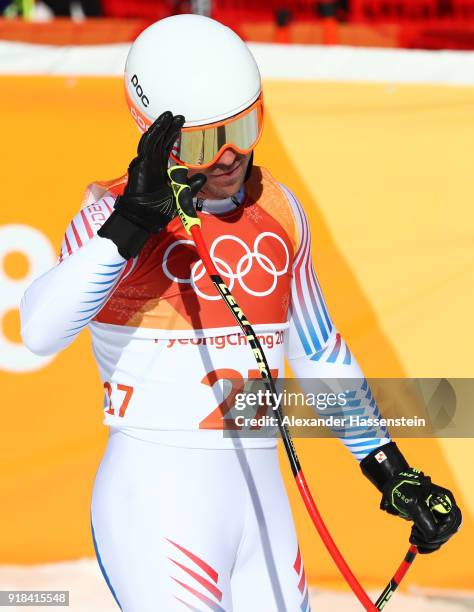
281, 185, 391, 461
20, 197, 131, 356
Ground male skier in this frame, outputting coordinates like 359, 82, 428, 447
20, 14, 461, 612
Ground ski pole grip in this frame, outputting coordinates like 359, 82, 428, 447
168, 165, 201, 235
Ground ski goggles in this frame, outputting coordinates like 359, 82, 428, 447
170, 94, 264, 169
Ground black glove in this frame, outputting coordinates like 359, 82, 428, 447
360, 442, 462, 554
98, 111, 206, 260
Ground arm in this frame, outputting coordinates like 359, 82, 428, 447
21, 111, 205, 357
282, 184, 390, 461
20, 198, 129, 356
283, 185, 461, 553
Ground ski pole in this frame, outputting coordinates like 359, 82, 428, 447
376, 545, 418, 609
169, 165, 415, 610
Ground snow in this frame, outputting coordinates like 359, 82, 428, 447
0, 559, 471, 611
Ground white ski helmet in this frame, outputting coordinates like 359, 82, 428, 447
124, 14, 264, 168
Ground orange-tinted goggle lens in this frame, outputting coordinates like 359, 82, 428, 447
170, 96, 263, 169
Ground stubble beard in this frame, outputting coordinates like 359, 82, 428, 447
196, 157, 250, 201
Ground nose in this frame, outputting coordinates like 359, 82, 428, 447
215, 148, 238, 166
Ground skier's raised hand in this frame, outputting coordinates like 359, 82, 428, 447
360, 442, 462, 553
98, 111, 206, 260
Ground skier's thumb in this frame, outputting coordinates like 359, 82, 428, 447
412, 502, 438, 539
189, 173, 207, 197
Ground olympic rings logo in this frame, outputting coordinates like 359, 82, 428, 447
162, 233, 289, 301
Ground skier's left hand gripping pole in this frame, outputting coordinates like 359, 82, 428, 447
168, 165, 412, 611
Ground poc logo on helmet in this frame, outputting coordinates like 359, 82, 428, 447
131, 74, 149, 108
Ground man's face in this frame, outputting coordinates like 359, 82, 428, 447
187, 149, 252, 200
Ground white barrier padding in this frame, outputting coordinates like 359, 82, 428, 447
251, 43, 474, 85
0, 40, 474, 85
0, 42, 129, 75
